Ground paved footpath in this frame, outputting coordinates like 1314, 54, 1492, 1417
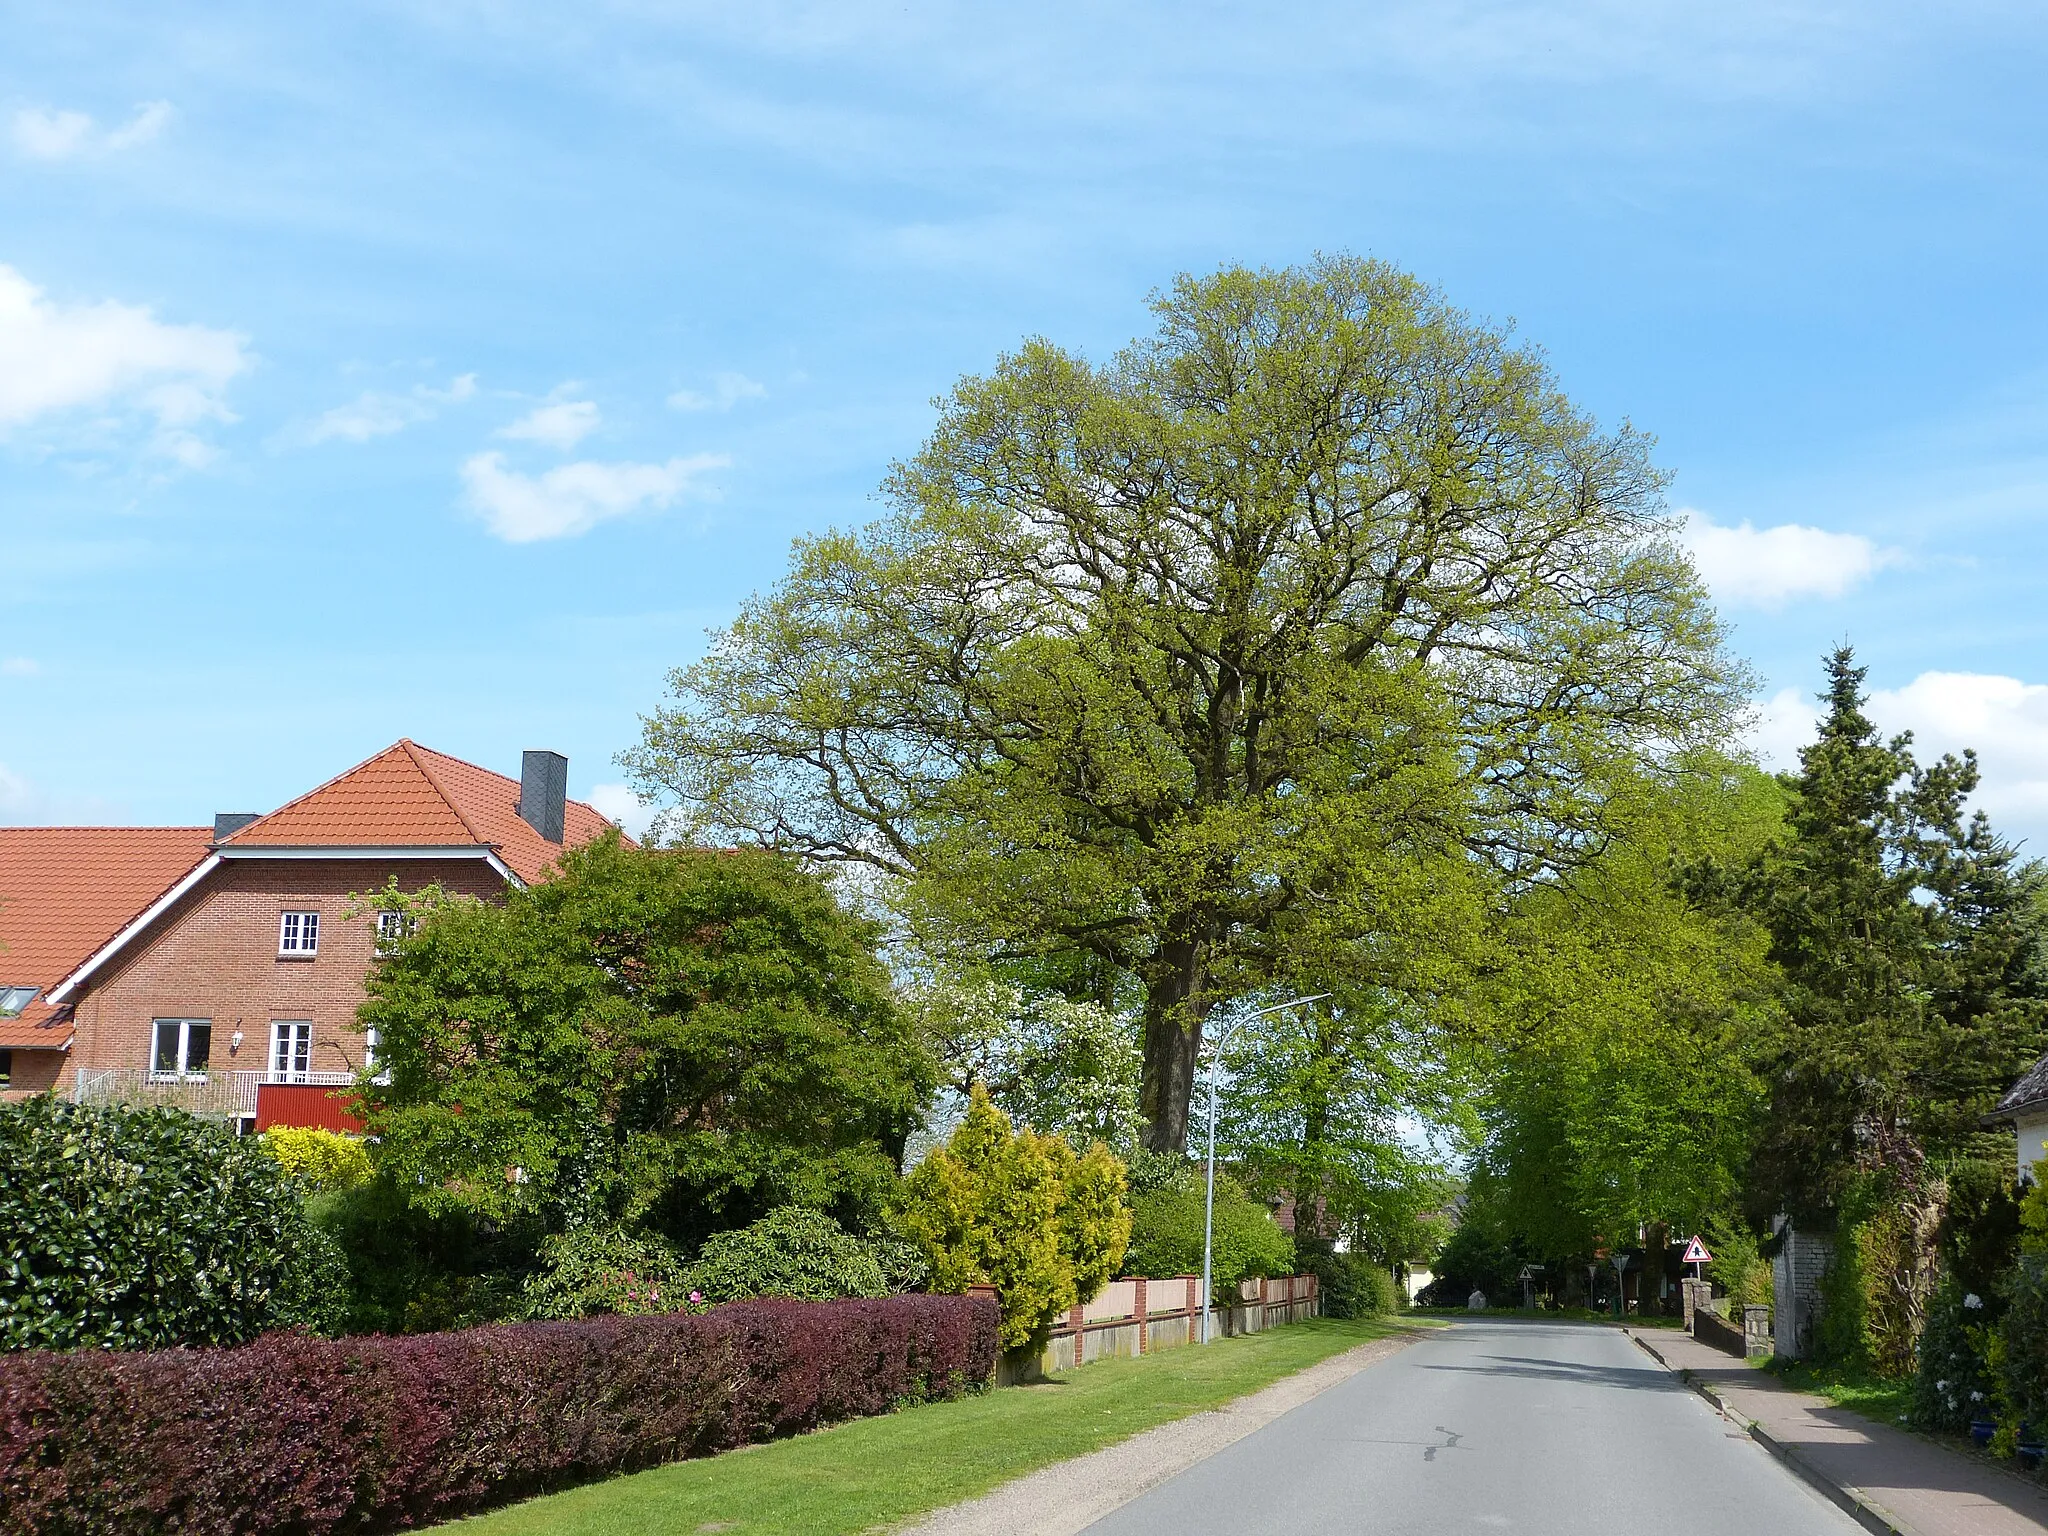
1636, 1327, 2048, 1536
1075, 1318, 1862, 1535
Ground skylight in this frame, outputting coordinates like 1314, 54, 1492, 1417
0, 987, 39, 1017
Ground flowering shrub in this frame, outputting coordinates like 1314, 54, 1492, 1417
1911, 1280, 1997, 1432
0, 1294, 997, 1536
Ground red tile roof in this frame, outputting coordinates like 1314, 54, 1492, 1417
0, 827, 214, 1048
218, 740, 618, 886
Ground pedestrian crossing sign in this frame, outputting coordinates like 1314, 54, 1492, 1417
1680, 1236, 1712, 1265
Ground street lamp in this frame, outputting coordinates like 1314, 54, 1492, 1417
1201, 992, 1330, 1345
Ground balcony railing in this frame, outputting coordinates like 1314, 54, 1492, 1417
72, 1068, 358, 1122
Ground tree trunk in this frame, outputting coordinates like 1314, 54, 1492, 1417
1140, 933, 1211, 1154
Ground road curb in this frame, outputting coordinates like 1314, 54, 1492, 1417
1625, 1329, 1908, 1536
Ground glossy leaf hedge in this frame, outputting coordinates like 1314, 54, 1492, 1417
0, 1293, 997, 1536
0, 1097, 348, 1351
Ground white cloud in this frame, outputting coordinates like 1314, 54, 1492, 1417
305, 373, 476, 445
499, 398, 601, 451
0, 762, 35, 818
460, 451, 728, 541
668, 372, 766, 412
12, 101, 172, 161
0, 658, 38, 677
1748, 670, 2048, 847
587, 783, 657, 841
1678, 508, 1898, 610
1748, 686, 1820, 771
0, 265, 247, 462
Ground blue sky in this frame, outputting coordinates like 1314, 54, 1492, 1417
6, 3, 2048, 848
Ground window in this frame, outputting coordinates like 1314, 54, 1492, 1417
0, 986, 37, 1018
270, 1020, 313, 1082
0, 1049, 11, 1087
278, 910, 320, 956
151, 1018, 212, 1079
374, 910, 414, 954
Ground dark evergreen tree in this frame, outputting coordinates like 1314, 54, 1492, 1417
1696, 648, 2048, 1226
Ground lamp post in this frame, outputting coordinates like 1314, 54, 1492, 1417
1201, 992, 1330, 1345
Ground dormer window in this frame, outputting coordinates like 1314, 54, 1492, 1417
279, 911, 320, 956
0, 986, 37, 1018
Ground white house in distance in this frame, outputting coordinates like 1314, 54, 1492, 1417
1996, 1053, 2048, 1184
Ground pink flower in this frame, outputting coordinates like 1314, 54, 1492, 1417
689, 1290, 703, 1304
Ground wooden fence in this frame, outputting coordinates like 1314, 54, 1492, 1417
1038, 1273, 1322, 1373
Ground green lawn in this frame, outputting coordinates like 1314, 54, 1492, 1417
450, 1315, 1428, 1536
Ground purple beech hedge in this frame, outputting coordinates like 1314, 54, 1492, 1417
0, 1293, 998, 1536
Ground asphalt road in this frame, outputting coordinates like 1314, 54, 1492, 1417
1081, 1319, 1866, 1536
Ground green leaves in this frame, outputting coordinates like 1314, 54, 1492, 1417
628, 255, 1744, 1151
359, 836, 932, 1249
1464, 752, 1782, 1258
1700, 648, 2048, 1223
895, 1087, 1131, 1350
0, 1097, 347, 1350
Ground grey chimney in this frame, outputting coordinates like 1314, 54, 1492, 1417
213, 812, 260, 842
518, 750, 568, 843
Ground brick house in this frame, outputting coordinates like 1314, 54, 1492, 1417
0, 741, 617, 1129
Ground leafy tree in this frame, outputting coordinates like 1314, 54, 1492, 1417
0, 1098, 347, 1350
910, 975, 1142, 1152
896, 1087, 1129, 1351
1691, 649, 2048, 1225
627, 255, 1742, 1154
1423, 1221, 1530, 1305
1462, 756, 1780, 1261
360, 836, 933, 1250
1211, 993, 1461, 1265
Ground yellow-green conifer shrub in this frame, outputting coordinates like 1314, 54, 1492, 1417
898, 1086, 1130, 1350
259, 1126, 373, 1192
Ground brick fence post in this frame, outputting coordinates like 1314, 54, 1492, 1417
1134, 1275, 1148, 1354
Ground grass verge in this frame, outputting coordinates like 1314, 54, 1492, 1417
451, 1315, 1427, 1536
1759, 1357, 1915, 1427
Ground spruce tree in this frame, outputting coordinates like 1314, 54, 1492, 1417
1710, 648, 2048, 1225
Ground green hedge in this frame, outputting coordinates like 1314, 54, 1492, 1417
1122, 1167, 1292, 1296
0, 1098, 347, 1350
1299, 1250, 1400, 1319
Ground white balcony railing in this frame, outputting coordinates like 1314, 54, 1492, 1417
72, 1068, 358, 1121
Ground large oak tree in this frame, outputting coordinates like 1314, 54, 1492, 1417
629, 257, 1742, 1152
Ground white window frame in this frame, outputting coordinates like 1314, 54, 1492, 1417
270, 1020, 314, 1083
373, 909, 413, 955
278, 910, 320, 956
150, 1018, 213, 1080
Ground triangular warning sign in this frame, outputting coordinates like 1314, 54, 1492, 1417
1680, 1236, 1712, 1265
